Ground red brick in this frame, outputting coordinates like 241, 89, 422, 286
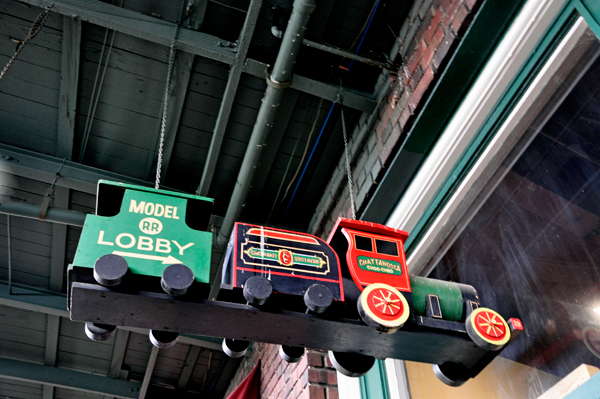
307, 351, 323, 367
421, 46, 435, 69
294, 356, 308, 379
327, 387, 339, 399
406, 39, 427, 76
324, 354, 334, 369
452, 4, 469, 34
309, 385, 325, 399
432, 30, 456, 69
411, 66, 435, 107
442, 0, 461, 27
465, 0, 477, 10
326, 370, 337, 385
424, 9, 443, 44
430, 26, 445, 50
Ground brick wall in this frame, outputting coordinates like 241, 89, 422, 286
309, 0, 481, 238
224, 345, 338, 399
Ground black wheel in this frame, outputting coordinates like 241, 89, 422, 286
243, 276, 272, 306
149, 330, 179, 349
357, 283, 409, 334
161, 264, 194, 296
304, 284, 333, 313
279, 345, 304, 363
432, 363, 470, 387
85, 322, 116, 342
93, 254, 128, 287
328, 351, 375, 377
222, 338, 249, 358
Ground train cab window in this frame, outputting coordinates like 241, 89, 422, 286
355, 235, 373, 251
375, 239, 398, 256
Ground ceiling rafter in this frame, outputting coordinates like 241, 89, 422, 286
16, 0, 375, 113
197, 0, 263, 196
17, 0, 236, 64
0, 143, 152, 194
177, 346, 202, 390
0, 357, 142, 399
56, 15, 81, 161
0, 282, 223, 351
42, 314, 61, 399
139, 346, 159, 399
146, 0, 208, 181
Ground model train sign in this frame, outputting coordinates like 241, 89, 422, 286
68, 181, 523, 386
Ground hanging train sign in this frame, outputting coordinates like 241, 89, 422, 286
68, 181, 523, 386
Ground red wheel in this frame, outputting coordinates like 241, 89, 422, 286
466, 307, 510, 350
357, 283, 409, 333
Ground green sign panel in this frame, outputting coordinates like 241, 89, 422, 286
357, 256, 402, 276
73, 182, 213, 283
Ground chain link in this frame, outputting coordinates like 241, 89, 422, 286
341, 106, 356, 219
155, 24, 180, 189
0, 4, 54, 81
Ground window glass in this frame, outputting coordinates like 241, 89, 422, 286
404, 26, 600, 399
355, 235, 373, 251
375, 239, 398, 256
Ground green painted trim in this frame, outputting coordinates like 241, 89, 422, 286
359, 360, 390, 399
361, 0, 526, 223
404, 0, 594, 253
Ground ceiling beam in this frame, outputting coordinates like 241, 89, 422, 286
243, 59, 376, 113
147, 0, 208, 182
0, 143, 152, 194
197, 0, 263, 196
49, 187, 69, 291
17, 0, 375, 113
139, 346, 159, 399
177, 346, 202, 390
43, 314, 61, 399
146, 51, 195, 182
109, 329, 131, 379
18, 0, 236, 64
56, 16, 81, 161
0, 357, 142, 399
0, 281, 222, 351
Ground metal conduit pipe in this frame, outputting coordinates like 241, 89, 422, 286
0, 202, 87, 227
216, 0, 317, 246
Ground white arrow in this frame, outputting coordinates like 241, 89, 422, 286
112, 251, 181, 264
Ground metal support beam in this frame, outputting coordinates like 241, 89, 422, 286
43, 314, 61, 399
139, 346, 159, 399
147, 0, 207, 181
147, 51, 195, 181
177, 346, 202, 389
197, 0, 263, 196
0, 202, 86, 227
50, 187, 70, 290
18, 0, 236, 64
109, 329, 131, 379
57, 16, 81, 160
0, 143, 152, 194
17, 0, 375, 112
243, 59, 376, 114
0, 281, 222, 350
0, 357, 142, 399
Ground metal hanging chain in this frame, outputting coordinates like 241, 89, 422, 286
340, 105, 356, 219
155, 24, 180, 189
0, 4, 54, 81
